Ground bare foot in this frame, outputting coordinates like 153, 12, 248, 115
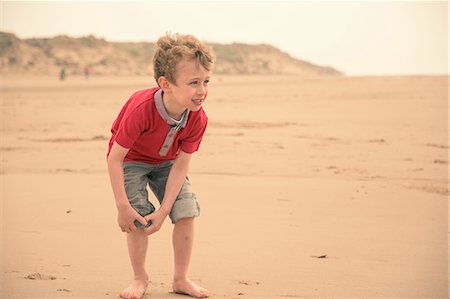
173, 278, 209, 298
120, 278, 148, 299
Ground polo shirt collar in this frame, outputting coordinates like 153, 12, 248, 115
154, 89, 189, 129
154, 89, 190, 157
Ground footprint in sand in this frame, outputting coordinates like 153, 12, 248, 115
409, 184, 449, 196
236, 280, 260, 286
25, 273, 56, 280
368, 139, 386, 144
426, 143, 448, 149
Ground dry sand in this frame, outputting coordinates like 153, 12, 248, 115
0, 74, 448, 298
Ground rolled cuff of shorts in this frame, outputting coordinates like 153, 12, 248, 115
170, 198, 200, 224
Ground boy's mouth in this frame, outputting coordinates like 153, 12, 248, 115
192, 99, 205, 105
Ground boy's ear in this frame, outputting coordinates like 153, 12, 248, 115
157, 76, 171, 92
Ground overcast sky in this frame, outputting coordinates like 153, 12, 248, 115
1, 0, 448, 76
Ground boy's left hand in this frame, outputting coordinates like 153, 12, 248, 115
143, 209, 169, 235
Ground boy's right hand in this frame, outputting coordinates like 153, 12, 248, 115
117, 205, 147, 233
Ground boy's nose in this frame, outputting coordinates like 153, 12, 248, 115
197, 84, 207, 96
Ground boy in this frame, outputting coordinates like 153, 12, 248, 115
107, 33, 214, 299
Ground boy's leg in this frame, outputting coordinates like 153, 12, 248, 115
148, 162, 207, 297
172, 217, 209, 298
120, 229, 149, 299
121, 162, 156, 298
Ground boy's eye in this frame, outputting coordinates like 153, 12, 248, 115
189, 80, 209, 86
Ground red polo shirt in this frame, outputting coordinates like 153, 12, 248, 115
107, 87, 208, 164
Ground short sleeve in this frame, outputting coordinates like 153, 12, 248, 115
180, 114, 208, 154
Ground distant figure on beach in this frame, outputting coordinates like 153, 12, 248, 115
107, 33, 214, 299
84, 66, 91, 79
59, 67, 66, 81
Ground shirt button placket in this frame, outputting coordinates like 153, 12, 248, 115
159, 127, 177, 156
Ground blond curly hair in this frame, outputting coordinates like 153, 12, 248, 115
153, 33, 215, 85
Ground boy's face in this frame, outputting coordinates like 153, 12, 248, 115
167, 58, 211, 112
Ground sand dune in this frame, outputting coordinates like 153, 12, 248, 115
0, 74, 448, 298
0, 32, 342, 77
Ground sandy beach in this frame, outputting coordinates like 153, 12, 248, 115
0, 74, 448, 298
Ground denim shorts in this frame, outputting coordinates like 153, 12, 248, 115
123, 161, 200, 227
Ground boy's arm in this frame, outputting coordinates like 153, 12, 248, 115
144, 150, 192, 235
107, 141, 148, 233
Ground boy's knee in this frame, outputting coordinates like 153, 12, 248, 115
174, 217, 195, 225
